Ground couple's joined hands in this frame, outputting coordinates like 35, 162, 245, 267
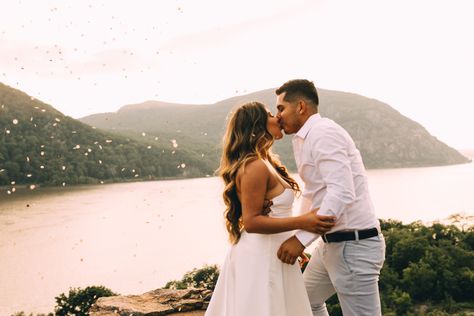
262, 199, 336, 265
279, 210, 336, 265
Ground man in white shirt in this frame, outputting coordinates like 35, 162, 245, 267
275, 79, 385, 316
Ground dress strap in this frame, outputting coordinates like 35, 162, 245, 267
262, 159, 291, 189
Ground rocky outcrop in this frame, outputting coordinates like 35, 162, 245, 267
89, 288, 211, 316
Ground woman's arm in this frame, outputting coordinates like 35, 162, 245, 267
238, 159, 332, 234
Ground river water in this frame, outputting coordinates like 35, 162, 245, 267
1, 162, 473, 315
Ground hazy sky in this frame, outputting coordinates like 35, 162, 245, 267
1, 0, 473, 149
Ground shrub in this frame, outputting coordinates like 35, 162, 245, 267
164, 264, 219, 290
54, 285, 117, 316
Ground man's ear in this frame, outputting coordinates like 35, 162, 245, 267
298, 100, 306, 115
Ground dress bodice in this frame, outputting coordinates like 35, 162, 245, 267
268, 188, 294, 218
259, 159, 295, 218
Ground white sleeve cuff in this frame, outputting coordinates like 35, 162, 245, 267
295, 230, 320, 247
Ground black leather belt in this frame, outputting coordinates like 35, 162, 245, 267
322, 227, 379, 243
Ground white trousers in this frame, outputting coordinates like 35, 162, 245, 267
303, 234, 385, 316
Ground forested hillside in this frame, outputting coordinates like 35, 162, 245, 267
81, 88, 470, 171
0, 83, 216, 187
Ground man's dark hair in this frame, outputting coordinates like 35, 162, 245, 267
275, 79, 319, 109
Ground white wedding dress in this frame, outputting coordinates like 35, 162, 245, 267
205, 186, 313, 315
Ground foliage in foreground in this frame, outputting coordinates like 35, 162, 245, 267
171, 218, 474, 316
164, 264, 220, 291
11, 216, 473, 316
53, 285, 117, 316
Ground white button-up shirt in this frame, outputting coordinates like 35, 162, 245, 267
294, 114, 380, 247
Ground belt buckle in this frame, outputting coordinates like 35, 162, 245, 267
322, 234, 328, 243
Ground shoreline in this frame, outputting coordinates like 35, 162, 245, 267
2, 160, 472, 193
0, 173, 215, 193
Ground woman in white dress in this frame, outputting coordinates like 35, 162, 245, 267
205, 102, 335, 316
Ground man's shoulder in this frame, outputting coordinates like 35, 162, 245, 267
309, 116, 347, 135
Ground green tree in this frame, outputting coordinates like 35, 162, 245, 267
54, 286, 117, 316
164, 265, 220, 290
388, 288, 412, 315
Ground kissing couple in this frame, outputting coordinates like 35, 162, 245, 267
206, 79, 386, 316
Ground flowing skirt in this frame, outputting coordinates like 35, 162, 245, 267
205, 230, 312, 316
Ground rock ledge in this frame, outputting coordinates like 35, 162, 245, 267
90, 288, 211, 316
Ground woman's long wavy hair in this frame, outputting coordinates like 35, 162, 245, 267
218, 101, 300, 244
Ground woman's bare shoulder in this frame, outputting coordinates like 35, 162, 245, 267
240, 158, 268, 175
235, 158, 270, 185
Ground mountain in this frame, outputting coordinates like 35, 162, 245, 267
459, 149, 474, 159
0, 83, 216, 187
80, 88, 470, 170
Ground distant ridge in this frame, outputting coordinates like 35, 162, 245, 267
0, 82, 216, 187
81, 88, 470, 170
459, 149, 474, 160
